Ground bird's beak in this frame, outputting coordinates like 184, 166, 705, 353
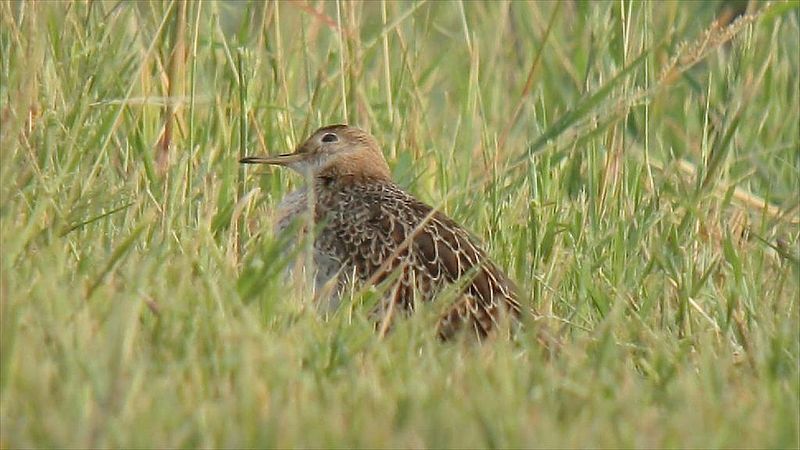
239, 152, 305, 166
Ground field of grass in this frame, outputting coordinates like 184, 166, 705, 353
1, 1, 799, 447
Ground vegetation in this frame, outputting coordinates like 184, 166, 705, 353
1, 1, 798, 447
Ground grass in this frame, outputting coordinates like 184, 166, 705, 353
1, 0, 798, 447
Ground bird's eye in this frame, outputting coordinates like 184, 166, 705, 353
321, 133, 339, 143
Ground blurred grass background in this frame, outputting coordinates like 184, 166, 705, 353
1, 0, 798, 447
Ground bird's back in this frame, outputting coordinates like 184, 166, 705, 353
314, 179, 521, 339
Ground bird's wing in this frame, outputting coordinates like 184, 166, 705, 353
349, 182, 521, 338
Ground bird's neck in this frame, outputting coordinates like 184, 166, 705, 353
315, 153, 392, 188
313, 172, 392, 193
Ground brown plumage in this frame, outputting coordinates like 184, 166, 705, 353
241, 124, 522, 340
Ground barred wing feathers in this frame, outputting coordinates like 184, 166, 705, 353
317, 181, 522, 339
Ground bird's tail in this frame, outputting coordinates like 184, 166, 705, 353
436, 293, 519, 341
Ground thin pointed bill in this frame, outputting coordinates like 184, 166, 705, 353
239, 153, 305, 166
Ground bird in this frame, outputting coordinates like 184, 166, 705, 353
241, 124, 522, 340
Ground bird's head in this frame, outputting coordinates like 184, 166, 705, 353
240, 124, 391, 182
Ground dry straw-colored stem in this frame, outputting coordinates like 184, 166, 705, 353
157, 0, 187, 173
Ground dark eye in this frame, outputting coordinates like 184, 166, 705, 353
321, 133, 338, 143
